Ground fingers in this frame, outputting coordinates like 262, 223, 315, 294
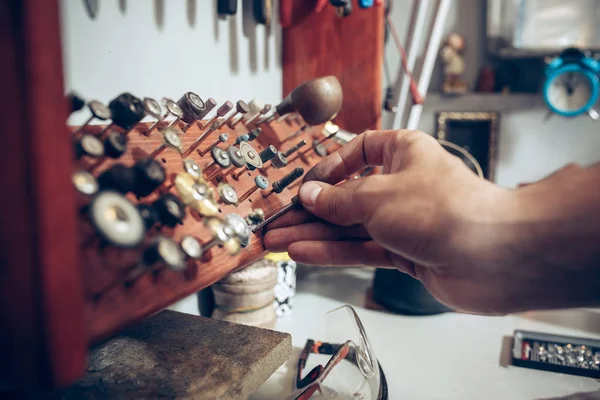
287, 240, 395, 267
265, 209, 316, 230
298, 179, 373, 226
303, 129, 421, 184
264, 222, 369, 252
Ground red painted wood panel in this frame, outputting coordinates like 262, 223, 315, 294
0, 0, 86, 389
282, 0, 385, 133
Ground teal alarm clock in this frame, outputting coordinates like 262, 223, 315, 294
543, 48, 600, 117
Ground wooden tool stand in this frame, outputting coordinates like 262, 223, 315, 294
82, 117, 328, 344
0, 1, 340, 390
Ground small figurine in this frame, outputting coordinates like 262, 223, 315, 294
440, 33, 467, 94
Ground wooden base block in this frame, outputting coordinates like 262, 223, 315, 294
44, 310, 291, 400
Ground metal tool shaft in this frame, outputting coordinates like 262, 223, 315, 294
251, 197, 299, 233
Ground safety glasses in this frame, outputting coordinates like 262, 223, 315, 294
287, 305, 388, 399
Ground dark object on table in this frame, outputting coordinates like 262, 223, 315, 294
373, 269, 451, 315
475, 66, 496, 92
42, 310, 291, 400
512, 330, 600, 379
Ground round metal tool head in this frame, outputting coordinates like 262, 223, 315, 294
259, 145, 278, 163
217, 133, 229, 143
164, 98, 184, 118
98, 163, 136, 194
108, 93, 145, 130
227, 146, 246, 168
211, 147, 231, 169
183, 159, 202, 179
182, 92, 205, 114
218, 183, 238, 205
89, 191, 145, 248
143, 97, 162, 118
133, 158, 166, 197
277, 76, 343, 125
174, 173, 219, 217
203, 97, 218, 112
205, 217, 233, 244
104, 131, 128, 159
270, 152, 288, 169
235, 134, 250, 145
162, 128, 183, 153
178, 92, 205, 123
254, 175, 269, 190
225, 213, 251, 248
78, 134, 105, 158
217, 101, 234, 117
235, 100, 250, 114
89, 100, 112, 120
72, 170, 98, 196
239, 141, 263, 169
246, 208, 265, 225
248, 98, 265, 114
153, 193, 186, 227
180, 235, 203, 260
314, 142, 329, 157
248, 128, 262, 141
143, 236, 187, 272
137, 203, 159, 230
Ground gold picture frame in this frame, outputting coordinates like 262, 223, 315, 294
435, 112, 499, 181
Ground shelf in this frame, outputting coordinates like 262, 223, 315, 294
423, 93, 546, 112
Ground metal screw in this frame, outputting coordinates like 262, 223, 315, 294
148, 127, 183, 159
281, 124, 309, 145
282, 139, 307, 157
199, 133, 229, 157
73, 100, 112, 135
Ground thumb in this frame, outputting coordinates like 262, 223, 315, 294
298, 181, 370, 226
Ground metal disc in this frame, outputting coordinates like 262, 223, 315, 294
89, 100, 112, 120
88, 191, 145, 248
227, 146, 246, 168
225, 213, 251, 248
218, 183, 238, 205
72, 170, 98, 195
155, 236, 187, 272
180, 235, 203, 260
239, 141, 263, 169
187, 92, 205, 114
143, 97, 162, 118
162, 128, 182, 152
165, 99, 184, 118
211, 147, 231, 168
183, 159, 201, 179
80, 134, 105, 158
254, 175, 268, 189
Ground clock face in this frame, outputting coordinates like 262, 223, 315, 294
546, 70, 594, 113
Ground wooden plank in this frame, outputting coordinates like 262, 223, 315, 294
45, 310, 292, 400
282, 0, 385, 133
0, 0, 85, 389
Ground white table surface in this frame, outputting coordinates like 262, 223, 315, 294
251, 266, 600, 400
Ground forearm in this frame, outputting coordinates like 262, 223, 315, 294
503, 163, 600, 309
515, 163, 600, 270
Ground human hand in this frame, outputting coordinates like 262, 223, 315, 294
264, 130, 546, 314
